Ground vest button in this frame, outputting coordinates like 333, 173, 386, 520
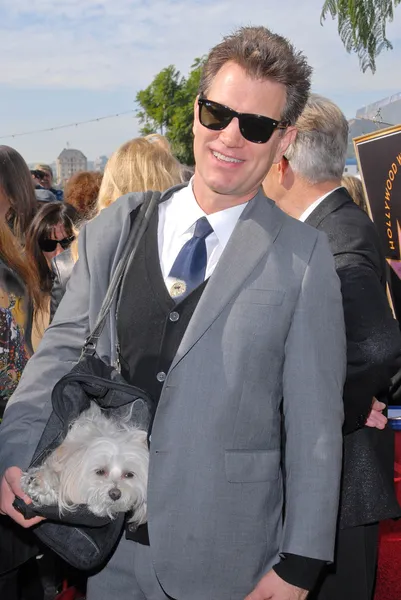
156, 371, 166, 382
169, 311, 180, 322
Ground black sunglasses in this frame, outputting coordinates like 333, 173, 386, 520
39, 236, 75, 252
198, 97, 289, 144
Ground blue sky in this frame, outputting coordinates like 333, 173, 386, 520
0, 0, 400, 163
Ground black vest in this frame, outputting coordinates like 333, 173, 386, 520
118, 205, 209, 544
117, 204, 207, 410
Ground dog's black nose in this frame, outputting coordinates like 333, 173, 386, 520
108, 488, 122, 501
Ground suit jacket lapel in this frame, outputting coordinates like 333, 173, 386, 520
170, 189, 285, 370
305, 187, 352, 228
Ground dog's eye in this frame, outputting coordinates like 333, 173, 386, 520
123, 472, 135, 479
95, 469, 107, 476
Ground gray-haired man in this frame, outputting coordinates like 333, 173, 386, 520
264, 94, 401, 600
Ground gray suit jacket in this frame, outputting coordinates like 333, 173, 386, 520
0, 186, 346, 600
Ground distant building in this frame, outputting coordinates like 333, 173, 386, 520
56, 148, 87, 182
94, 155, 108, 172
347, 118, 380, 158
347, 94, 401, 160
356, 92, 401, 126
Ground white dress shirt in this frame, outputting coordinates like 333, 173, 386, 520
298, 187, 342, 222
158, 180, 248, 290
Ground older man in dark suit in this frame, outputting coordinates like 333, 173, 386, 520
263, 93, 401, 600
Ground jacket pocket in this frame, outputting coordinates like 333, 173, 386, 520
225, 449, 280, 483
232, 289, 285, 306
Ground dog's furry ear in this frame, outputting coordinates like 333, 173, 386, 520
82, 402, 103, 421
131, 500, 147, 527
137, 429, 148, 444
47, 439, 88, 474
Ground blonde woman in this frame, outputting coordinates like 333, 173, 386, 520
96, 134, 183, 212
50, 135, 184, 319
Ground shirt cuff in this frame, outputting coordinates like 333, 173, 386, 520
273, 553, 326, 591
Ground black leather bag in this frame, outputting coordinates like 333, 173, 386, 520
13, 191, 160, 571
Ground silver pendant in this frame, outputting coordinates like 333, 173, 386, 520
170, 280, 187, 298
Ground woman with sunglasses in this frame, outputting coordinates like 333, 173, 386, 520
25, 202, 80, 349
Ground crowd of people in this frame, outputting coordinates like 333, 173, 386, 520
0, 24, 399, 600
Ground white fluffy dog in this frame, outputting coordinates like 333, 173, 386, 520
21, 402, 149, 527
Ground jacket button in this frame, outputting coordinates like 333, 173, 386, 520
128, 524, 137, 533
169, 311, 179, 322
156, 371, 166, 382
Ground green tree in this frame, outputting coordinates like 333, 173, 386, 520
136, 65, 183, 135
169, 57, 205, 166
136, 57, 205, 166
321, 0, 400, 73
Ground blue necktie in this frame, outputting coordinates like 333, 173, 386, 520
169, 217, 213, 298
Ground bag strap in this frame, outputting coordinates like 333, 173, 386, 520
83, 190, 161, 354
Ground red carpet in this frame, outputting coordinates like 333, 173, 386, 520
374, 431, 401, 600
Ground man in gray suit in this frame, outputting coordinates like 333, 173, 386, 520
0, 27, 346, 600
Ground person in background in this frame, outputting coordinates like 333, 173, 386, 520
0, 146, 43, 409
25, 202, 80, 350
50, 134, 184, 320
0, 223, 46, 600
34, 164, 63, 202
0, 147, 45, 599
0, 146, 37, 243
341, 174, 368, 213
34, 188, 57, 207
263, 94, 401, 600
96, 134, 183, 211
64, 171, 103, 221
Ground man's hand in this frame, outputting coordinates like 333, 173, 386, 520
365, 399, 387, 430
245, 569, 308, 600
0, 466, 44, 528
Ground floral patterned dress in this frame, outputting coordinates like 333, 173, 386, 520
0, 261, 31, 419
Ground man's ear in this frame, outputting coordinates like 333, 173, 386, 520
193, 95, 200, 136
277, 157, 290, 186
273, 126, 297, 165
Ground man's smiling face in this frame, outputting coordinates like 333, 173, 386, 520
193, 61, 293, 205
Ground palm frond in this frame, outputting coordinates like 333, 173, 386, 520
321, 0, 400, 72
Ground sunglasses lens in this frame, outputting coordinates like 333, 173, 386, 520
60, 236, 74, 249
40, 239, 57, 252
199, 98, 281, 144
200, 101, 232, 131
39, 236, 74, 252
240, 115, 276, 144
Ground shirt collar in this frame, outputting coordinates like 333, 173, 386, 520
170, 178, 205, 235
172, 177, 249, 247
298, 187, 342, 222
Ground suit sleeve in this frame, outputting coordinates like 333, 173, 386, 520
336, 261, 401, 434
280, 231, 346, 562
0, 226, 91, 477
49, 251, 75, 323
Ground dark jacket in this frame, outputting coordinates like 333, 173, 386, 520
50, 248, 75, 322
306, 187, 401, 528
